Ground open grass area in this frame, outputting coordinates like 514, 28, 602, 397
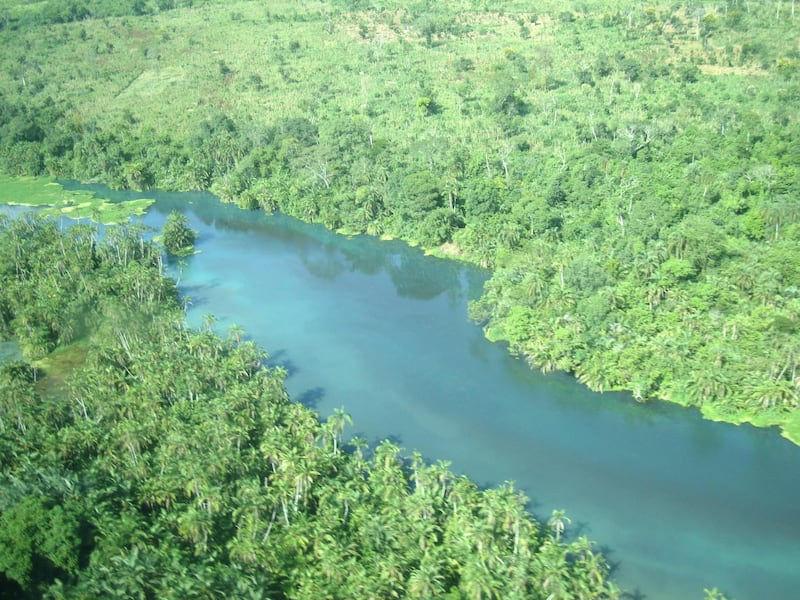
33, 339, 90, 399
0, 175, 97, 205
780, 410, 800, 446
700, 402, 800, 446
2, 0, 790, 148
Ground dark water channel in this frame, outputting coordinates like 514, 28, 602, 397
13, 185, 800, 600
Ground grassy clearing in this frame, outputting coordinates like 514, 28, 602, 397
0, 1, 790, 151
780, 411, 800, 446
33, 339, 90, 399
0, 175, 154, 223
53, 197, 154, 223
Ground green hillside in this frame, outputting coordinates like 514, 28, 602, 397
0, 0, 798, 440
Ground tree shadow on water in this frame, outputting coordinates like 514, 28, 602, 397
266, 349, 298, 377
369, 433, 404, 448
295, 387, 325, 410
594, 544, 624, 584
178, 290, 210, 311
569, 519, 592, 539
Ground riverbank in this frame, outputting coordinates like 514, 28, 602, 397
3, 173, 798, 448
699, 402, 800, 447
135, 191, 800, 600
7, 181, 800, 598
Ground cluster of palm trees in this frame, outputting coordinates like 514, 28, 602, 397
473, 204, 800, 419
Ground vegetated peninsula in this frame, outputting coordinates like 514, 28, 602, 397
0, 0, 797, 444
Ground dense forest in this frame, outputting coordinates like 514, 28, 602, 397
1, 0, 798, 440
0, 215, 621, 598
0, 0, 798, 439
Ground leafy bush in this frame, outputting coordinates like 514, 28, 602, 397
162, 211, 196, 255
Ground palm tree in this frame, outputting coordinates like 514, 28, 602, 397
459, 558, 500, 600
324, 407, 352, 456
761, 194, 799, 241
177, 506, 213, 553
548, 509, 571, 541
744, 372, 799, 409
409, 450, 428, 496
407, 557, 446, 598
685, 363, 731, 406
347, 435, 368, 474
429, 459, 453, 501
201, 312, 218, 333
291, 455, 320, 512
536, 539, 570, 600
227, 322, 245, 344
493, 483, 529, 557
568, 535, 610, 591
575, 356, 614, 393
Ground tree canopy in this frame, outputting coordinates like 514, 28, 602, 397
162, 210, 197, 255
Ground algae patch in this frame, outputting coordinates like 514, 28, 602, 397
0, 175, 154, 224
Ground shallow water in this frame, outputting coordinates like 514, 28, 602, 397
22, 185, 800, 599
0, 340, 21, 365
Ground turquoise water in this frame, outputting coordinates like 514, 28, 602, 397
18, 185, 800, 599
0, 340, 21, 364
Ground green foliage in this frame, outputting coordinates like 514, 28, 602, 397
0, 0, 210, 29
416, 95, 433, 115
0, 497, 83, 589
0, 216, 176, 360
161, 210, 197, 255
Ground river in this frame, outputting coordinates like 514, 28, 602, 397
12, 183, 800, 600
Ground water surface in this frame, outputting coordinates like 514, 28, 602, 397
0, 340, 21, 365
22, 185, 800, 599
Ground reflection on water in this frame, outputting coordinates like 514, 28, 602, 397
16, 182, 800, 600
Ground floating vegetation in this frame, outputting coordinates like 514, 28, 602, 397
0, 175, 153, 224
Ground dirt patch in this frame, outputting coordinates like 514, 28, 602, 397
126, 29, 152, 39
699, 64, 768, 76
437, 241, 466, 258
116, 67, 186, 99
339, 11, 405, 44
